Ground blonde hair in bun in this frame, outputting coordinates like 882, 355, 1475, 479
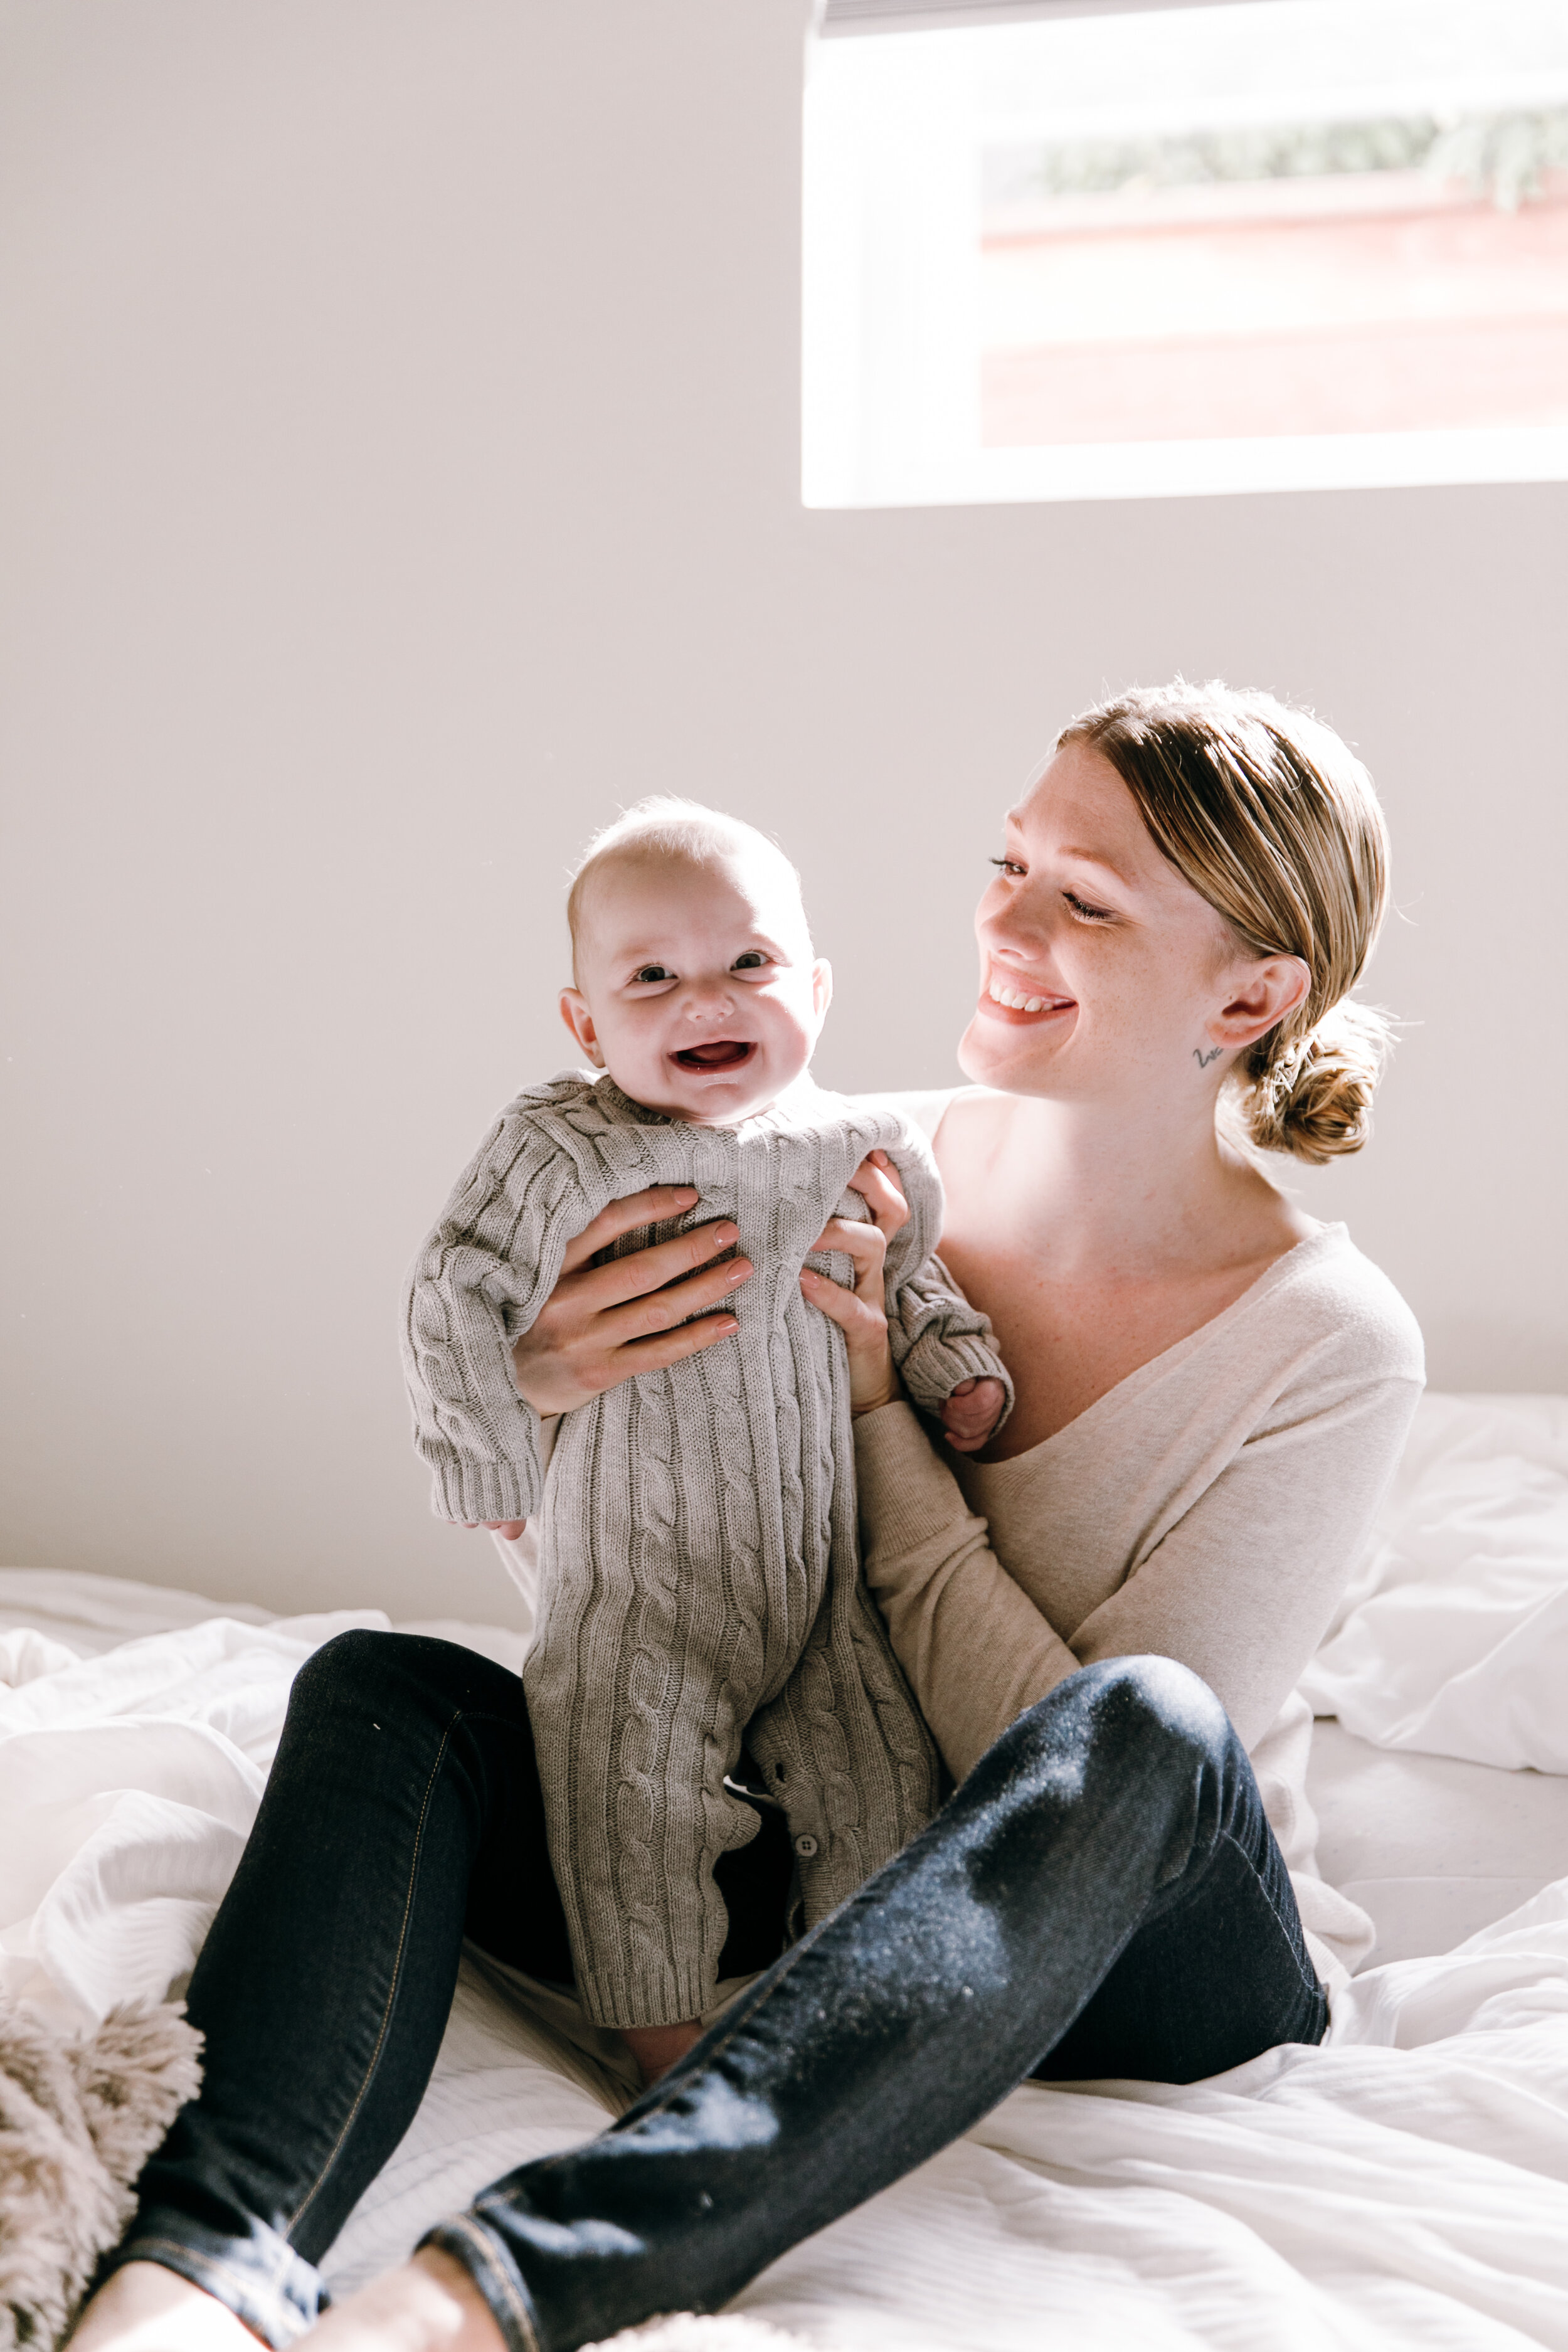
1057, 681, 1394, 1165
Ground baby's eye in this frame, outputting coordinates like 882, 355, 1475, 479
1063, 890, 1115, 923
731, 950, 771, 972
990, 856, 1025, 878
632, 964, 674, 985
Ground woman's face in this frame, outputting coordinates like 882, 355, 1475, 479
960, 740, 1259, 1106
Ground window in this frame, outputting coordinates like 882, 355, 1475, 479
803, 0, 1568, 503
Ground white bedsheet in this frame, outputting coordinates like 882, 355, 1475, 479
8, 1560, 1568, 2348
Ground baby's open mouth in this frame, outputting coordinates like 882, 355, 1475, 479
673, 1039, 756, 1072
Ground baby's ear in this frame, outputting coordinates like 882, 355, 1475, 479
559, 988, 604, 1066
812, 958, 833, 1022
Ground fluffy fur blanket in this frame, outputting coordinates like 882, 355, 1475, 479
0, 1999, 203, 2352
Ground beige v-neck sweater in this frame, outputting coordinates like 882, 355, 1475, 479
852, 1094, 1425, 1987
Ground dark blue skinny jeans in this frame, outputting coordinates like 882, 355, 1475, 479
107, 1631, 1326, 2351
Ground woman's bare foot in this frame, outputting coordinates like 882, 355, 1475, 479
295, 2250, 504, 2352
68, 2262, 261, 2352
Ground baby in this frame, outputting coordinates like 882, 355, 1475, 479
401, 799, 1010, 2040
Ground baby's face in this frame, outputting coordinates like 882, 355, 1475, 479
561, 849, 831, 1125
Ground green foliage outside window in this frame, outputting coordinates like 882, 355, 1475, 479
1024, 107, 1568, 211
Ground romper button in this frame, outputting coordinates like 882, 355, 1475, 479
793, 1834, 818, 1858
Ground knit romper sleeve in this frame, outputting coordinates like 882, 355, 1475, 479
399, 1074, 660, 1529
856, 1129, 1015, 1434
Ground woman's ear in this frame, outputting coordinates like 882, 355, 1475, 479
812, 958, 833, 1022
1204, 953, 1311, 1054
559, 987, 605, 1067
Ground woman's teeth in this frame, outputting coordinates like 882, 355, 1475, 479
988, 980, 1056, 1013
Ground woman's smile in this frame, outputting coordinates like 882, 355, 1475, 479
978, 973, 1075, 1024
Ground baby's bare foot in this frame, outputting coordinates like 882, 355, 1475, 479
68, 2263, 261, 2352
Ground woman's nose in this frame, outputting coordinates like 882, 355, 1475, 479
980, 893, 1046, 963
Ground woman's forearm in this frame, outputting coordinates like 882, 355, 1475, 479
854, 1402, 1080, 1781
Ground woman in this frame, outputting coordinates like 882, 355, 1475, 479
77, 682, 1422, 2352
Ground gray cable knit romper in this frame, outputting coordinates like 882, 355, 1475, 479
401, 1071, 1012, 2028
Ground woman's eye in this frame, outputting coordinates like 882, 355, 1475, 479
1063, 891, 1115, 923
731, 950, 770, 972
989, 856, 1025, 878
632, 965, 673, 985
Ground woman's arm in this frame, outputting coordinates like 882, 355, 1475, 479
854, 1402, 1080, 1780
800, 1155, 1081, 1778
856, 1365, 1421, 1779
807, 1160, 1422, 1781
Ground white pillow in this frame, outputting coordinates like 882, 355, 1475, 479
1300, 1393, 1568, 1773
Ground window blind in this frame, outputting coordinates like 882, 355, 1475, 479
819, 0, 1272, 35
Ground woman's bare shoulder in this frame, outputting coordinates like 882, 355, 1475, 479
929, 1086, 1017, 1179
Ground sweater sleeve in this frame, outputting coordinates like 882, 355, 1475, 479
400, 1094, 601, 1526
855, 1403, 1079, 1781
857, 1362, 1423, 1781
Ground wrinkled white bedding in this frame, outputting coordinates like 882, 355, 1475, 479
6, 1379, 1568, 2350
0, 1574, 526, 2028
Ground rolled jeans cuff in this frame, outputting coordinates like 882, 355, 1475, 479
419, 2218, 545, 2352
96, 2213, 325, 2349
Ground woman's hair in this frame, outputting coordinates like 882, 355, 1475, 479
1057, 681, 1394, 1164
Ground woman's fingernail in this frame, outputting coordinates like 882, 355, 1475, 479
716, 1318, 738, 1333
726, 1264, 750, 1286
715, 1223, 738, 1242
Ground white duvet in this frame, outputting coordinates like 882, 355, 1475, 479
6, 1377, 1568, 2352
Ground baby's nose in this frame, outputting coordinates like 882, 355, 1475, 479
684, 975, 735, 1009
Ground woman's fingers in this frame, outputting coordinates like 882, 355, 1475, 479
563, 1214, 743, 1311
511, 1241, 751, 1416
844, 1149, 911, 1238
597, 1251, 754, 1343
799, 1201, 901, 1419
800, 1265, 903, 1416
808, 1214, 887, 1300
556, 1187, 704, 1281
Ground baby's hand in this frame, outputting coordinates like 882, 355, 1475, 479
940, 1376, 1007, 1454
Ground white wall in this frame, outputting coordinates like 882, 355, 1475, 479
3, 0, 1565, 1621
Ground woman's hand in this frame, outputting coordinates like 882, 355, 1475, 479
798, 1150, 909, 1418
496, 1176, 749, 1417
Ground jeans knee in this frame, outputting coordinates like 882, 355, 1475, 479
287, 1626, 411, 1719
1008, 1655, 1234, 1782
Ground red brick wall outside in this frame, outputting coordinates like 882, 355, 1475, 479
981, 170, 1568, 445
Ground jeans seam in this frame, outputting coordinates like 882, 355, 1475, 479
286, 1708, 462, 2240
1216, 1825, 1325, 2010
435, 2217, 543, 2352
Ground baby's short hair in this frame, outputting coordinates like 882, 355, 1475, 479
566, 797, 808, 976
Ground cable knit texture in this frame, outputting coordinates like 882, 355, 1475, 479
402, 1071, 1010, 2028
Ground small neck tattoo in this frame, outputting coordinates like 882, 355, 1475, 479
1193, 1046, 1222, 1068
